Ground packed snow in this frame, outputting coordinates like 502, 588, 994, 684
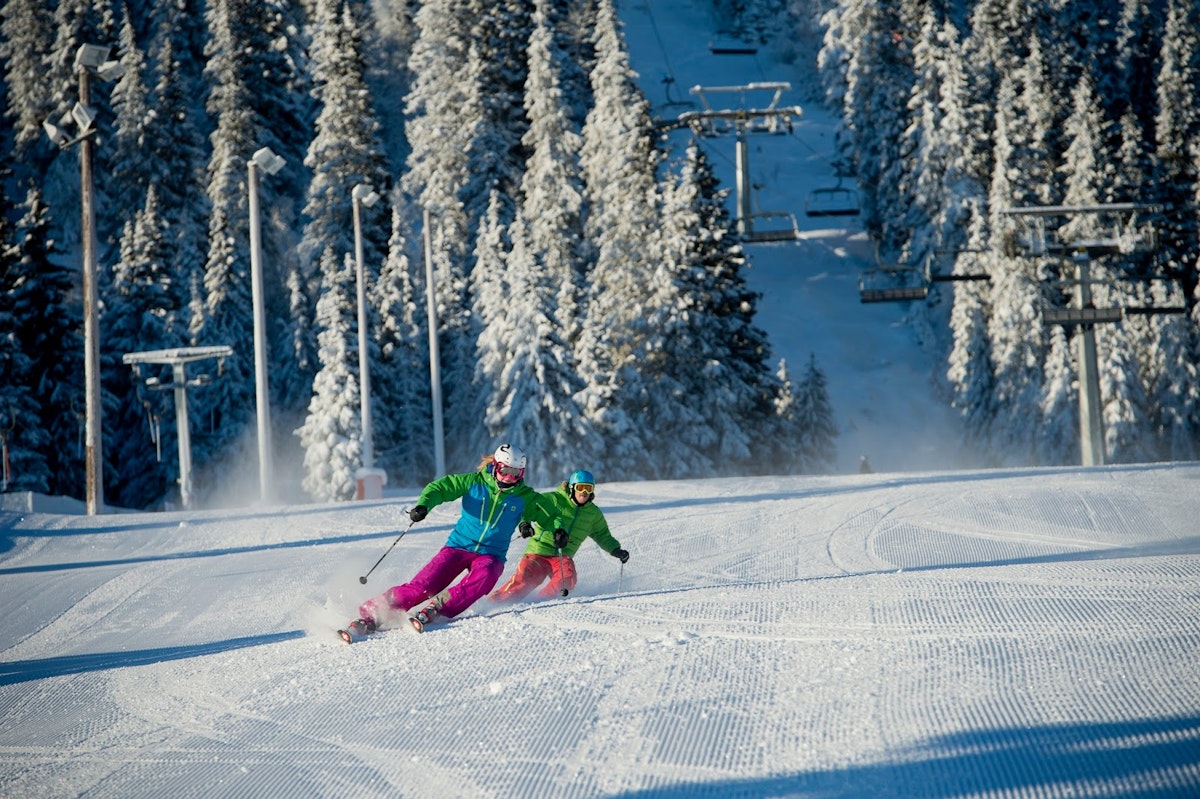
2, 464, 1199, 797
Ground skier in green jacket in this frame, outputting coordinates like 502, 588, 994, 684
490, 469, 628, 601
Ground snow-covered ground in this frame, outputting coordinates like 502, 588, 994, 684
2, 464, 1199, 797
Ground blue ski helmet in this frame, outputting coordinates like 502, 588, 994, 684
568, 469, 595, 489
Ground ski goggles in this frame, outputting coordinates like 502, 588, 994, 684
572, 483, 595, 495
496, 464, 525, 480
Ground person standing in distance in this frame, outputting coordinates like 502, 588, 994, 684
346, 444, 564, 636
490, 469, 628, 602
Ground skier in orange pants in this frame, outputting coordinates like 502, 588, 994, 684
491, 469, 628, 601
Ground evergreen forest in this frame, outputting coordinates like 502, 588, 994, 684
0, 0, 1197, 509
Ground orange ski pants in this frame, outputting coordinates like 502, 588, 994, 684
491, 553, 577, 602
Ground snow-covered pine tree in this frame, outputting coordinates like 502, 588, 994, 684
0, 0, 57, 161
1147, 0, 1200, 458
0, 176, 52, 494
483, 0, 596, 482
1037, 324, 1079, 465
372, 191, 434, 487
575, 0, 660, 480
106, 185, 184, 508
795, 353, 837, 474
298, 253, 361, 502
10, 185, 86, 498
190, 0, 310, 499
649, 140, 778, 478
402, 0, 486, 468
297, 0, 393, 501
107, 8, 151, 241
946, 202, 997, 461
1058, 68, 1152, 464
985, 63, 1051, 465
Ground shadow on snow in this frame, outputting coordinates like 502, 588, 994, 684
0, 630, 305, 686
605, 715, 1200, 798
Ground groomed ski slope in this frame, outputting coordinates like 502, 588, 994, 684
1, 464, 1199, 798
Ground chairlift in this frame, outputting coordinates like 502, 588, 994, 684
709, 31, 757, 56
805, 182, 860, 218
659, 76, 695, 112
858, 242, 927, 302
739, 182, 799, 244
858, 267, 928, 303
741, 210, 800, 244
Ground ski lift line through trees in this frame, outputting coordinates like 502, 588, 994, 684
663, 83, 803, 244
1001, 202, 1177, 468
121, 346, 232, 509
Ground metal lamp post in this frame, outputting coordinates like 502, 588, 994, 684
351, 183, 380, 470
422, 207, 446, 477
43, 43, 124, 515
248, 146, 286, 503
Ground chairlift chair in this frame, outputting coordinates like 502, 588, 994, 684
858, 242, 928, 302
805, 184, 860, 218
741, 210, 800, 244
709, 31, 758, 56
858, 267, 928, 303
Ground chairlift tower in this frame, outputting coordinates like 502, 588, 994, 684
1001, 203, 1172, 467
122, 346, 232, 509
672, 83, 803, 244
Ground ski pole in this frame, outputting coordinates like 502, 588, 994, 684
359, 516, 416, 584
556, 546, 569, 596
618, 560, 624, 595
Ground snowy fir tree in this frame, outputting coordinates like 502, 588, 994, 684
574, 0, 661, 480
794, 353, 838, 474
298, 254, 361, 502
371, 192, 434, 487
296, 0, 392, 500
0, 176, 52, 494
6, 185, 85, 497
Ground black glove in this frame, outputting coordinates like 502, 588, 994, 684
552, 528, 569, 549
612, 548, 629, 564
519, 521, 535, 538
408, 505, 428, 523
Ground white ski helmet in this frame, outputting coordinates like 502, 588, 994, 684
494, 443, 527, 470
493, 443, 527, 486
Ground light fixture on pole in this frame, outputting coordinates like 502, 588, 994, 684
44, 43, 124, 515
248, 146, 285, 504
351, 183, 380, 469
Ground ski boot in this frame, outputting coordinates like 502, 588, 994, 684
338, 617, 377, 644
409, 591, 448, 633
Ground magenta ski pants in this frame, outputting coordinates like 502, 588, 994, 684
361, 546, 504, 621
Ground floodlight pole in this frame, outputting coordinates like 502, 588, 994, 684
352, 184, 378, 469
1073, 252, 1105, 467
422, 207, 446, 476
79, 57, 102, 515
79, 65, 103, 514
248, 148, 284, 503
